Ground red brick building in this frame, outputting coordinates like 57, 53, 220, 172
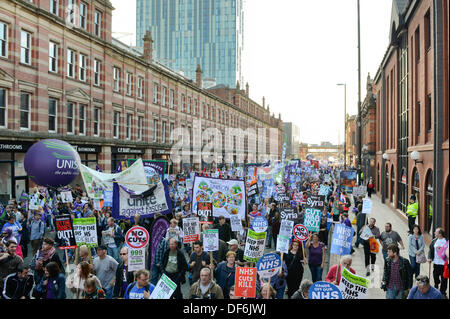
361, 74, 377, 182
374, 0, 449, 236
0, 0, 282, 199
345, 114, 357, 168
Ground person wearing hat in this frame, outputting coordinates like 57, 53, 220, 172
226, 239, 245, 266
407, 195, 419, 234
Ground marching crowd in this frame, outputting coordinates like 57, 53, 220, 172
0, 166, 448, 300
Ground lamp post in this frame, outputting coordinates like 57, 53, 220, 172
337, 83, 347, 169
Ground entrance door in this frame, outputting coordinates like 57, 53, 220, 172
0, 161, 13, 205
14, 177, 28, 200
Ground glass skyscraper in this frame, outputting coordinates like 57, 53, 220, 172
136, 0, 243, 88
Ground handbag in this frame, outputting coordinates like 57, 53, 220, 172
369, 237, 379, 253
416, 251, 427, 264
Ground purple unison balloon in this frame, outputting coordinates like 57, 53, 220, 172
24, 139, 81, 187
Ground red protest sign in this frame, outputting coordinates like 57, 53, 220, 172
125, 226, 150, 249
234, 267, 257, 298
293, 224, 310, 242
55, 214, 77, 250
197, 202, 213, 224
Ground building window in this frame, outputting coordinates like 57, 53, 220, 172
79, 104, 85, 135
415, 26, 420, 62
153, 119, 157, 142
93, 107, 99, 136
390, 166, 395, 204
169, 89, 174, 108
67, 102, 74, 134
137, 116, 143, 141
193, 99, 198, 115
113, 67, 120, 92
126, 114, 132, 140
67, 49, 75, 78
425, 170, 433, 233
79, 54, 86, 82
0, 22, 8, 58
137, 77, 143, 99
426, 94, 432, 132
162, 87, 167, 107
94, 59, 100, 86
94, 10, 101, 37
425, 10, 431, 50
67, 0, 75, 24
416, 101, 421, 137
79, 2, 87, 29
49, 98, 57, 132
153, 83, 158, 104
20, 30, 31, 65
20, 92, 30, 130
187, 97, 191, 114
126, 72, 132, 96
169, 122, 174, 143
181, 94, 185, 112
113, 111, 119, 138
0, 88, 6, 128
161, 121, 166, 143
49, 42, 58, 73
50, 0, 58, 15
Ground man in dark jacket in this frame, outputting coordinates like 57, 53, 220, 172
355, 204, 366, 248
214, 216, 232, 242
381, 244, 413, 299
2, 264, 33, 299
113, 246, 135, 298
161, 238, 188, 299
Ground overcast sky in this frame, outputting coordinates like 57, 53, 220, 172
111, 0, 392, 145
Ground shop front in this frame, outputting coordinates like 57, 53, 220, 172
72, 144, 102, 169
111, 146, 145, 173
0, 140, 33, 203
153, 148, 172, 173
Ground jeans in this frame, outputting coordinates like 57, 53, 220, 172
362, 240, 377, 269
104, 286, 114, 299
309, 265, 323, 283
266, 226, 273, 247
382, 249, 388, 261
386, 286, 403, 299
433, 264, 448, 297
150, 264, 161, 285
275, 287, 285, 299
409, 255, 420, 279
107, 245, 120, 262
407, 216, 416, 233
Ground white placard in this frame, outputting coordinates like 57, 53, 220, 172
362, 198, 372, 214
128, 248, 146, 272
230, 215, 243, 232
203, 229, 219, 252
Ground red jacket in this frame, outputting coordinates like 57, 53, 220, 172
325, 265, 356, 285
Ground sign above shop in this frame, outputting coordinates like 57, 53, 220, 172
0, 141, 33, 152
72, 145, 102, 153
111, 147, 145, 155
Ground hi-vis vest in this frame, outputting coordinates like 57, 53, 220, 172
428, 204, 433, 217
407, 202, 419, 218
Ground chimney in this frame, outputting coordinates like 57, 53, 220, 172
143, 30, 153, 63
245, 82, 249, 96
267, 104, 270, 112
262, 96, 265, 108
196, 64, 202, 88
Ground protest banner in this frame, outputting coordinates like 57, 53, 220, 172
293, 224, 310, 242
353, 186, 366, 197
103, 190, 113, 207
73, 217, 98, 248
112, 179, 173, 220
279, 219, 294, 237
306, 195, 325, 210
251, 216, 268, 233
243, 229, 266, 262
309, 281, 342, 299
55, 215, 76, 250
275, 193, 290, 202
280, 208, 299, 222
340, 170, 357, 194
248, 183, 259, 197
234, 267, 257, 298
304, 207, 322, 232
128, 247, 146, 272
60, 191, 73, 203
128, 159, 166, 187
149, 216, 170, 270
256, 253, 281, 279
362, 198, 373, 214
197, 202, 213, 224
203, 229, 219, 252
330, 224, 354, 255
230, 215, 243, 232
150, 273, 177, 299
276, 235, 290, 254
338, 268, 370, 299
183, 217, 200, 243
125, 226, 150, 249
192, 176, 246, 220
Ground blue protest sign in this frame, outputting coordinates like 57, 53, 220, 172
251, 216, 268, 233
256, 253, 281, 279
330, 224, 354, 255
103, 190, 113, 207
308, 281, 342, 299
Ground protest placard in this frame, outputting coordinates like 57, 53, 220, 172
293, 224, 310, 242
103, 190, 113, 207
330, 224, 354, 255
72, 217, 98, 248
128, 248, 146, 272
230, 215, 243, 232
362, 198, 373, 214
251, 216, 268, 233
234, 267, 257, 298
256, 253, 281, 279
338, 268, 370, 299
183, 217, 200, 243
93, 199, 102, 211
150, 273, 177, 299
55, 215, 76, 249
197, 202, 213, 224
360, 226, 373, 241
276, 234, 290, 254
243, 229, 266, 262
280, 208, 299, 222
60, 191, 73, 203
318, 185, 331, 196
248, 183, 259, 197
309, 281, 342, 299
279, 219, 294, 237
304, 207, 322, 232
306, 195, 325, 210
203, 229, 219, 252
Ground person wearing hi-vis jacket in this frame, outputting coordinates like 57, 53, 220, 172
406, 195, 419, 234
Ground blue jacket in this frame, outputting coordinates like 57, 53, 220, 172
270, 262, 288, 290
36, 273, 66, 299
408, 234, 425, 257
214, 261, 236, 297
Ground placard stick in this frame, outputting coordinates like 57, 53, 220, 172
280, 252, 284, 274
65, 249, 70, 274
301, 240, 307, 262
210, 251, 214, 280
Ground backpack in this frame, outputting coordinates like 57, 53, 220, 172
124, 282, 150, 299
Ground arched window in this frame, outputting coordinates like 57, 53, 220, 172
425, 170, 433, 233
412, 167, 420, 204
377, 164, 380, 192
385, 164, 389, 201
391, 165, 395, 205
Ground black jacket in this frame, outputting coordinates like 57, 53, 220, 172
2, 273, 34, 299
382, 256, 413, 291
215, 223, 232, 243
113, 262, 135, 298
161, 248, 188, 284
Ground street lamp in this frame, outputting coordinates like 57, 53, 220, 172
382, 152, 390, 162
337, 83, 347, 169
410, 151, 423, 165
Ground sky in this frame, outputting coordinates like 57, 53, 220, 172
110, 0, 392, 145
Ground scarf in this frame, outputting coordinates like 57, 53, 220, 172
42, 246, 56, 261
